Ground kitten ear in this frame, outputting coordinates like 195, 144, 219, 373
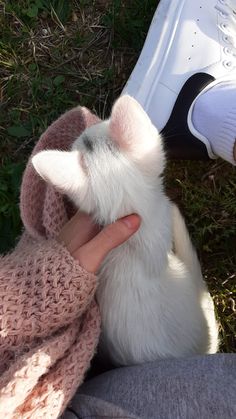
109, 95, 159, 156
32, 150, 81, 193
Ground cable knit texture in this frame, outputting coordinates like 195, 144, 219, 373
0, 106, 101, 418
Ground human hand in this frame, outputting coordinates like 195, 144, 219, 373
58, 212, 141, 273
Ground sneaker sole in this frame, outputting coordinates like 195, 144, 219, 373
123, 0, 186, 109
123, 0, 219, 160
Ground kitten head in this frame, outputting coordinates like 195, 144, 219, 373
32, 95, 165, 224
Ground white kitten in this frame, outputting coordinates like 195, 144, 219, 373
32, 95, 219, 365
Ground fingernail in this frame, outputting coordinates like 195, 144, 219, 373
121, 214, 141, 229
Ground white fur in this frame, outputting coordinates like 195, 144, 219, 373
32, 96, 219, 366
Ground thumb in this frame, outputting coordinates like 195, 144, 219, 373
74, 214, 141, 273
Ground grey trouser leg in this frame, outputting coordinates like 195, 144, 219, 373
63, 354, 236, 419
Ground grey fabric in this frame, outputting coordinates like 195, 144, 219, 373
62, 411, 78, 419
63, 394, 139, 419
63, 354, 236, 419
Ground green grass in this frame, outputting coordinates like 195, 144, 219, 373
0, 0, 235, 352
165, 161, 236, 352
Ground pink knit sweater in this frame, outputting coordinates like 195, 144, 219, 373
0, 106, 102, 418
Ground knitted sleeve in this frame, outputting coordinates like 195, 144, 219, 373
0, 232, 98, 358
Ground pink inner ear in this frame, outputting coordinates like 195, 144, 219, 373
109, 95, 155, 151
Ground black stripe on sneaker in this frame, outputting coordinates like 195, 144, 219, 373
161, 73, 215, 160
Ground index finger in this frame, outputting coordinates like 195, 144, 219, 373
75, 214, 141, 273
58, 211, 100, 254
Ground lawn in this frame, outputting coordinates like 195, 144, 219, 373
0, 0, 235, 352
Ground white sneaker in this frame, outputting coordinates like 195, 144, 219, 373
122, 0, 236, 159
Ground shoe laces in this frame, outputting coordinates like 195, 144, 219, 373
215, 0, 236, 65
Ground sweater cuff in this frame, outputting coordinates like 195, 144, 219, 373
0, 235, 98, 348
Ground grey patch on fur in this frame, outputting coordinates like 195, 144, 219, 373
105, 137, 120, 156
83, 135, 94, 152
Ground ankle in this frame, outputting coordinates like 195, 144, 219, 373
192, 82, 236, 166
